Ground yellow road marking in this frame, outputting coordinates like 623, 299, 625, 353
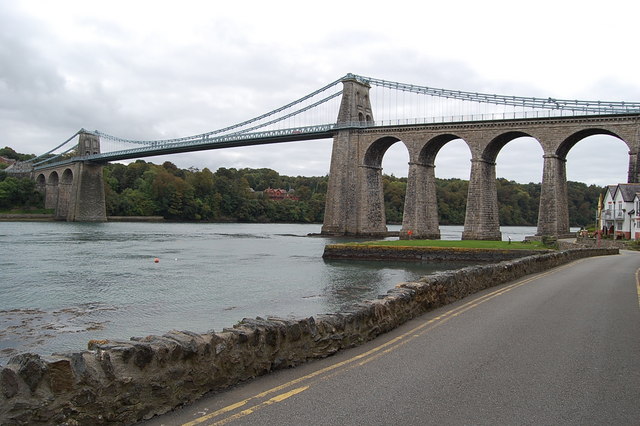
185, 260, 582, 425
209, 386, 310, 426
182, 401, 248, 426
636, 268, 640, 309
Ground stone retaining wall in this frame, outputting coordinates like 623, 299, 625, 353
0, 248, 618, 424
323, 244, 553, 262
563, 236, 631, 250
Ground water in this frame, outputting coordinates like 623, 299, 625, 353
0, 222, 538, 364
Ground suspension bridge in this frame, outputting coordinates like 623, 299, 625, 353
10, 73, 640, 239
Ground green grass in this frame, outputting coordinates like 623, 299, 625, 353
347, 239, 548, 250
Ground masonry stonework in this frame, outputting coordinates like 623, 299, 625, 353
32, 132, 107, 222
68, 162, 107, 222
323, 105, 640, 239
401, 161, 440, 239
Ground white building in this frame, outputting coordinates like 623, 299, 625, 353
601, 183, 640, 240
634, 193, 640, 240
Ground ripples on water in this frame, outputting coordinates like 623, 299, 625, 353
0, 222, 538, 363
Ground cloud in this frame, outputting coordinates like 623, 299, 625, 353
1, 1, 638, 187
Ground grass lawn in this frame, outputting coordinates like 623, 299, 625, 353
348, 239, 549, 250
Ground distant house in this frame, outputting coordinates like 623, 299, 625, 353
600, 183, 640, 240
262, 188, 299, 201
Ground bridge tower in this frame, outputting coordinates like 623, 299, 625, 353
34, 131, 107, 222
78, 130, 101, 156
321, 76, 385, 236
66, 131, 106, 222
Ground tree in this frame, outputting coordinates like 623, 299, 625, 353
0, 147, 35, 161
0, 177, 43, 210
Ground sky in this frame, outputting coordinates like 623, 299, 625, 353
2, 0, 639, 186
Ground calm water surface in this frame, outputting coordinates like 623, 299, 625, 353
0, 222, 537, 363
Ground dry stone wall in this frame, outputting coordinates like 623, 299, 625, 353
0, 248, 617, 424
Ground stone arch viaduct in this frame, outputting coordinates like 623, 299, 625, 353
321, 78, 640, 240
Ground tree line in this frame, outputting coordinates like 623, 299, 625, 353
383, 175, 601, 227
1, 147, 603, 227
103, 161, 328, 223
0, 147, 42, 211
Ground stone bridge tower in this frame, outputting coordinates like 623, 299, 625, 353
321, 76, 382, 236
33, 131, 106, 222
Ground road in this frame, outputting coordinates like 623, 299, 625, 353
144, 250, 640, 425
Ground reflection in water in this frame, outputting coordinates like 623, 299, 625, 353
321, 259, 473, 312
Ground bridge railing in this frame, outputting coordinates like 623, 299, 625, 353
339, 108, 635, 129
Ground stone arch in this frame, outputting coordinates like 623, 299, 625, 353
61, 168, 73, 184
57, 168, 74, 219
45, 171, 60, 211
462, 131, 537, 241
535, 128, 630, 237
359, 136, 407, 235
363, 136, 405, 168
481, 131, 539, 163
35, 174, 46, 193
418, 134, 468, 165
47, 171, 59, 186
401, 134, 470, 239
555, 128, 627, 159
487, 131, 545, 231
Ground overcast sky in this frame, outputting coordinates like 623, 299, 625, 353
2, 0, 639, 186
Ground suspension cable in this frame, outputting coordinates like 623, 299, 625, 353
33, 144, 79, 166
26, 130, 80, 162
348, 74, 640, 114
93, 77, 345, 145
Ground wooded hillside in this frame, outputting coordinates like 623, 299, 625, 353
0, 147, 603, 227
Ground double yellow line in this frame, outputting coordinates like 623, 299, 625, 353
185, 261, 580, 425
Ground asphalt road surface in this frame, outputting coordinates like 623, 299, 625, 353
144, 250, 640, 425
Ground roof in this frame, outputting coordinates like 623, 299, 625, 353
616, 183, 640, 202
